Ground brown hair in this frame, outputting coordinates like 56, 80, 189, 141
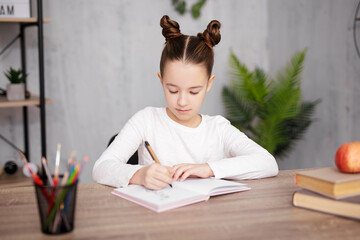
159, 15, 221, 78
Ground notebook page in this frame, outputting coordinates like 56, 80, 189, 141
113, 184, 205, 208
172, 178, 250, 196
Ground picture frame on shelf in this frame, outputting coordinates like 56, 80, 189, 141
0, 0, 30, 18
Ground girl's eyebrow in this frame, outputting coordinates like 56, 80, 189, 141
166, 83, 203, 89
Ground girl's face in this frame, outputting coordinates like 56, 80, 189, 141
158, 60, 214, 128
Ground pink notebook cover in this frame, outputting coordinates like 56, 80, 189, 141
112, 190, 209, 212
111, 178, 250, 212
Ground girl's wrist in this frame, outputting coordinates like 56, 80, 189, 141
129, 167, 145, 185
206, 163, 215, 177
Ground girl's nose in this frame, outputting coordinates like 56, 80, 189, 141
177, 92, 187, 107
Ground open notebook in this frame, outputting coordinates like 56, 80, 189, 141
112, 178, 250, 212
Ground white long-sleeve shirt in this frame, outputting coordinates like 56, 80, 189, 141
93, 107, 278, 187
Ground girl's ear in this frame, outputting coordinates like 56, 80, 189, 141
206, 74, 215, 92
158, 72, 163, 85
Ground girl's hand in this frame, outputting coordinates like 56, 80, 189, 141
130, 163, 173, 190
172, 163, 214, 182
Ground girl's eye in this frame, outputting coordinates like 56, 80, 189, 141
190, 92, 199, 95
169, 90, 178, 94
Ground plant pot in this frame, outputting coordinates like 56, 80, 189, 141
6, 83, 25, 101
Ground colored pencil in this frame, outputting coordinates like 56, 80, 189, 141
42, 157, 54, 186
72, 156, 89, 183
44, 155, 89, 229
53, 144, 61, 186
18, 151, 43, 186
18, 151, 52, 202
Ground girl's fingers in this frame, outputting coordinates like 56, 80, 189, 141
153, 165, 173, 184
180, 169, 193, 182
142, 164, 173, 190
172, 164, 193, 181
146, 180, 165, 190
154, 171, 173, 185
167, 166, 174, 175
144, 174, 170, 190
173, 164, 213, 182
172, 166, 185, 181
178, 166, 199, 181
145, 163, 211, 188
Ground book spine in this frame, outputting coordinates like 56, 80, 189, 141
292, 192, 360, 221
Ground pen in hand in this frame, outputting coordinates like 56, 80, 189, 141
145, 141, 173, 188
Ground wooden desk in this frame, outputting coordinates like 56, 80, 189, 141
0, 170, 359, 239
0, 167, 32, 188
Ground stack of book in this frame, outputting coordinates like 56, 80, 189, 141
293, 167, 360, 220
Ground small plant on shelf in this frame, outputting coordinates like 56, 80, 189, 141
5, 67, 27, 84
4, 67, 27, 101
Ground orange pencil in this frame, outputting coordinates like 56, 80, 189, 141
145, 141, 172, 188
145, 141, 160, 164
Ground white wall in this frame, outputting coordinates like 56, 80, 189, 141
268, 0, 360, 169
0, 0, 269, 182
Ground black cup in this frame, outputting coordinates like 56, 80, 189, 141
34, 178, 78, 234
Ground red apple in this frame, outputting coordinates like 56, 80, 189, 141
335, 142, 360, 173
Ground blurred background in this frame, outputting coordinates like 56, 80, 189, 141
0, 0, 359, 183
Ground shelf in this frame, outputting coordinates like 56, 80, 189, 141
0, 0, 49, 162
0, 17, 50, 23
0, 95, 53, 108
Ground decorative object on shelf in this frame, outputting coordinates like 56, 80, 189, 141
171, 0, 206, 19
4, 67, 27, 101
222, 49, 320, 158
4, 160, 18, 174
0, 0, 30, 18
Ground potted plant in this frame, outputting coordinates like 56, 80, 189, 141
4, 67, 27, 101
222, 49, 320, 159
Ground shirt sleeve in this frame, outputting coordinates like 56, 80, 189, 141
207, 119, 279, 180
92, 110, 147, 188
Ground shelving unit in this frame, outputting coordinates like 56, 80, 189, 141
0, 95, 52, 108
0, 17, 50, 23
0, 0, 50, 162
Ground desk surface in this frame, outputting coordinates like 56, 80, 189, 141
0, 170, 359, 239
0, 167, 32, 188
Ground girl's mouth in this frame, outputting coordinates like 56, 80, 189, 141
176, 109, 190, 114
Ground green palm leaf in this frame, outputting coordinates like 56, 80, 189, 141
274, 99, 321, 157
229, 52, 268, 107
222, 86, 256, 135
222, 49, 320, 159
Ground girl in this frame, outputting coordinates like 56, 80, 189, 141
93, 15, 278, 190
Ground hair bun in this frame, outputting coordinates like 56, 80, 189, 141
198, 20, 221, 48
160, 15, 182, 40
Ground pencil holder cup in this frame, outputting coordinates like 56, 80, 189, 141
34, 178, 78, 235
